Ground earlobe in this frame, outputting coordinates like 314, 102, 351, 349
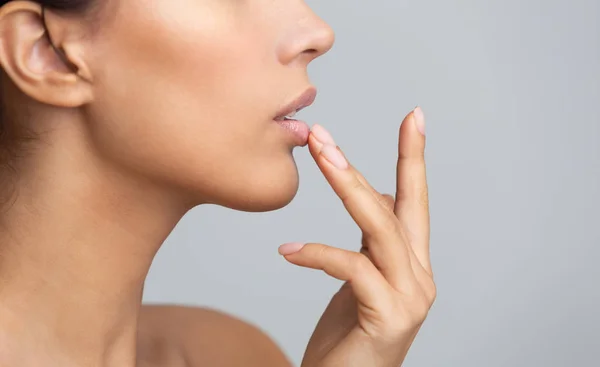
0, 1, 93, 108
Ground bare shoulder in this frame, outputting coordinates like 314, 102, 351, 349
137, 304, 293, 367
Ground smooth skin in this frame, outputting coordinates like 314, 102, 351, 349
288, 109, 434, 367
0, 0, 434, 366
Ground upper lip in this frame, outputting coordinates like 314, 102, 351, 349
274, 87, 317, 120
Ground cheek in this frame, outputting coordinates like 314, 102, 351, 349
97, 1, 276, 142
93, 14, 235, 138
86, 2, 300, 207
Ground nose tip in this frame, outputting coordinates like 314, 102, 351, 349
305, 21, 336, 60
278, 13, 336, 65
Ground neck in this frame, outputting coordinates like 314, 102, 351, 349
0, 120, 193, 367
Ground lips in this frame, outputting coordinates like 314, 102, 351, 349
274, 87, 317, 121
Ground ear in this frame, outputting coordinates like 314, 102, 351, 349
0, 1, 94, 108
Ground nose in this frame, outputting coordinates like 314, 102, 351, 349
276, 7, 336, 66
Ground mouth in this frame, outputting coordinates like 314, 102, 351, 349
273, 87, 317, 122
272, 87, 317, 147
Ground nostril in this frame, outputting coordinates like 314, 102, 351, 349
303, 49, 320, 59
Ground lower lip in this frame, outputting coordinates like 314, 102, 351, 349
274, 119, 310, 146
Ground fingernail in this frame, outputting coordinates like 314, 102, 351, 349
278, 242, 305, 255
413, 106, 425, 136
321, 144, 349, 169
311, 124, 336, 145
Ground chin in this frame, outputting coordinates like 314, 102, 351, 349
179, 147, 303, 212
226, 172, 300, 212
210, 158, 301, 213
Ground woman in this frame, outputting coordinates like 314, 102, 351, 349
0, 0, 435, 366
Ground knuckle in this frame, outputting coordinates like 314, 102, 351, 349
373, 212, 400, 237
395, 187, 409, 203
396, 185, 429, 208
382, 193, 395, 201
418, 186, 429, 207
316, 244, 329, 261
381, 193, 395, 203
362, 198, 401, 241
392, 288, 434, 326
405, 294, 431, 325
377, 286, 436, 338
410, 308, 430, 326
425, 279, 437, 304
377, 194, 396, 212
383, 308, 424, 336
349, 177, 366, 193
348, 252, 372, 274
339, 178, 364, 203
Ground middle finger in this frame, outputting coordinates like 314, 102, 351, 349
308, 125, 417, 288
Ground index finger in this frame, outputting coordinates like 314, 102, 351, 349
306, 126, 418, 290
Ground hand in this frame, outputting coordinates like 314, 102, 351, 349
278, 107, 435, 367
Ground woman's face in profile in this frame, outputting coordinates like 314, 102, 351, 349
85, 0, 335, 211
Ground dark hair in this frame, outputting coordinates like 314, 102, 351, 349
0, 0, 91, 11
0, 0, 97, 207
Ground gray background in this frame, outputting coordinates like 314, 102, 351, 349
143, 0, 600, 365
